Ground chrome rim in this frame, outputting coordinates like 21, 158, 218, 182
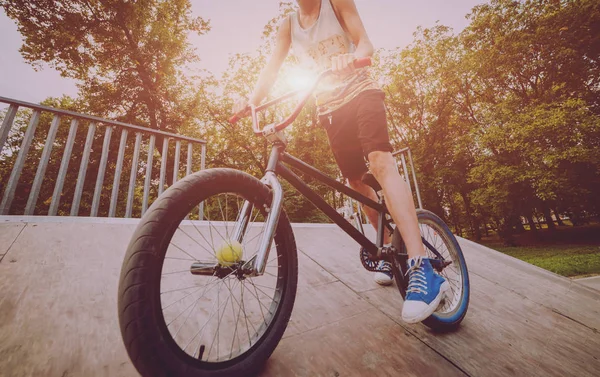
159, 193, 283, 363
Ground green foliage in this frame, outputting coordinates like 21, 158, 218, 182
495, 245, 600, 277
1, 0, 599, 234
1, 0, 213, 133
382, 0, 600, 240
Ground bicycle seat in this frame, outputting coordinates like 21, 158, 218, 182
361, 172, 382, 192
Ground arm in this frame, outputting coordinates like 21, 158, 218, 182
248, 17, 292, 106
331, 0, 374, 58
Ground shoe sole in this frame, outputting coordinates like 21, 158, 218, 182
374, 278, 393, 286
402, 281, 450, 324
374, 272, 394, 286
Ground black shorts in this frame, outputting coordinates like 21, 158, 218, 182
319, 89, 393, 180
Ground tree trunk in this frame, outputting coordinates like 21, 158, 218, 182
459, 190, 480, 240
473, 217, 482, 241
514, 216, 526, 233
542, 203, 556, 231
526, 213, 538, 232
554, 208, 565, 226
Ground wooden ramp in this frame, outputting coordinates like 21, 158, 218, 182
1, 218, 598, 377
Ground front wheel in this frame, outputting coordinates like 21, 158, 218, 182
391, 209, 470, 331
118, 168, 298, 377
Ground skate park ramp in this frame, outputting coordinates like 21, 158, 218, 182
1, 216, 599, 377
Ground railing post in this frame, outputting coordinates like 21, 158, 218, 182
184, 142, 193, 220
25, 114, 62, 215
199, 143, 207, 220
71, 123, 96, 216
125, 132, 142, 218
142, 135, 155, 215
90, 126, 113, 217
173, 140, 181, 183
109, 129, 128, 217
0, 104, 18, 152
159, 137, 169, 195
400, 153, 413, 196
49, 118, 79, 216
407, 149, 423, 209
0, 110, 41, 215
0, 97, 208, 219
186, 142, 193, 177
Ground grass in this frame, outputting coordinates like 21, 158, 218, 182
476, 223, 600, 278
492, 244, 600, 277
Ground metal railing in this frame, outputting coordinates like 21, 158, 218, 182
339, 147, 423, 225
0, 96, 207, 218
392, 147, 423, 209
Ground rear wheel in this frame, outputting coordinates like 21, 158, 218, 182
391, 209, 470, 331
118, 168, 298, 377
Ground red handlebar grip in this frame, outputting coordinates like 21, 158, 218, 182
354, 57, 372, 69
229, 104, 251, 124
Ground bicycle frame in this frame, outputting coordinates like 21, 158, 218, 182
229, 57, 443, 276
236, 140, 392, 276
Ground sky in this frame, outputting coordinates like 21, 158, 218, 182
0, 0, 483, 103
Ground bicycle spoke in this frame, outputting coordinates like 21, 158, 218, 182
157, 190, 286, 364
229, 279, 244, 359
174, 228, 215, 259
248, 280, 276, 305
165, 256, 196, 261
162, 277, 220, 310
162, 283, 210, 295
188, 220, 219, 256
189, 279, 230, 357
185, 281, 226, 355
217, 195, 229, 240
207, 278, 237, 361
246, 279, 273, 325
418, 220, 464, 316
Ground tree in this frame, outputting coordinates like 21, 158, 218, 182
1, 0, 212, 134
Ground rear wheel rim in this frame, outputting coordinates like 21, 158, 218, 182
418, 219, 464, 316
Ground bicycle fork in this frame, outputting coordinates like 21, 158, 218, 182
233, 171, 284, 277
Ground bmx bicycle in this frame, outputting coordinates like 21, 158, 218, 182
118, 57, 470, 377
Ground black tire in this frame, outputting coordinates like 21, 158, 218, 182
391, 209, 470, 331
118, 168, 298, 377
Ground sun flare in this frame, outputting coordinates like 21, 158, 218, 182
284, 67, 317, 91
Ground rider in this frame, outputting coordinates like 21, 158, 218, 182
235, 0, 448, 324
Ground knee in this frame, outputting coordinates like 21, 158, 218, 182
368, 151, 395, 180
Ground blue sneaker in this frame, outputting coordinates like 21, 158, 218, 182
402, 256, 449, 323
373, 260, 393, 286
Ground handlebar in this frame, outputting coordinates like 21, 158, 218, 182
228, 57, 372, 134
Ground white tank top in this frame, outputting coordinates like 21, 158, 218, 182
290, 0, 354, 70
290, 0, 380, 114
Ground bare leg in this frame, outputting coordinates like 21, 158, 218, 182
368, 151, 426, 258
347, 179, 391, 244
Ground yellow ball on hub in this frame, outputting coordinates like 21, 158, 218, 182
215, 240, 243, 266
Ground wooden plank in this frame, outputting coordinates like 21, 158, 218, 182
263, 309, 466, 377
284, 281, 371, 339
459, 238, 600, 330
360, 272, 600, 377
